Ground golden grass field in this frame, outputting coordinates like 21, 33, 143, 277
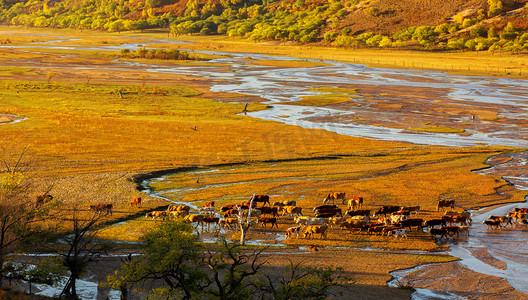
1, 26, 527, 297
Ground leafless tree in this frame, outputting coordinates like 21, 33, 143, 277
58, 207, 112, 299
0, 146, 47, 286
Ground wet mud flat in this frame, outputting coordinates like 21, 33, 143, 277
390, 261, 526, 300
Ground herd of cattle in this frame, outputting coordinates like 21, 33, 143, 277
34, 191, 526, 244
130, 193, 528, 243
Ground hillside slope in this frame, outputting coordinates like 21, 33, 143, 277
0, 0, 527, 51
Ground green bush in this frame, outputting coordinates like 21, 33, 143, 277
470, 25, 487, 38
324, 31, 339, 42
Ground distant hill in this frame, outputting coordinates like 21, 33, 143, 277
1, 0, 527, 52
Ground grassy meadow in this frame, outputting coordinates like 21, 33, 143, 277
1, 26, 527, 294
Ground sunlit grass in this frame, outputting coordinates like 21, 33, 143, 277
0, 67, 34, 76
97, 218, 156, 242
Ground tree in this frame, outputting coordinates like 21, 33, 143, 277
252, 260, 351, 299
106, 220, 207, 299
0, 146, 50, 286
238, 194, 256, 246
108, 220, 349, 299
58, 207, 113, 299
202, 240, 266, 300
488, 0, 503, 17
5, 256, 66, 295
107, 220, 266, 299
46, 71, 56, 83
108, 19, 125, 33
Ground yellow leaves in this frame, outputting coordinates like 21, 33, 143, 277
0, 172, 25, 195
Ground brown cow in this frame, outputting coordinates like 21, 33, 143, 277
303, 225, 328, 239
221, 204, 238, 212
366, 224, 386, 235
258, 217, 278, 229
258, 206, 278, 217
512, 208, 528, 213
282, 200, 296, 206
202, 216, 220, 231
252, 195, 270, 206
483, 219, 501, 230
238, 201, 256, 208
323, 192, 346, 205
130, 197, 142, 207
347, 196, 363, 210
168, 210, 188, 219
219, 217, 238, 231
442, 215, 468, 226
444, 210, 472, 224
280, 206, 302, 217
340, 219, 368, 232
223, 209, 239, 219
508, 212, 526, 222
429, 228, 448, 240
204, 201, 215, 207
437, 200, 455, 211
90, 203, 113, 216
168, 204, 190, 213
313, 204, 338, 212
36, 194, 53, 208
146, 211, 166, 221
314, 207, 342, 218
443, 226, 460, 237
184, 214, 204, 228
397, 218, 424, 232
344, 209, 371, 217
373, 206, 400, 217
424, 219, 447, 229
488, 215, 513, 227
399, 206, 420, 216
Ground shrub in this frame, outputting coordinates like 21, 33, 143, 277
488, 0, 503, 17
470, 25, 487, 38
500, 32, 517, 41
447, 38, 467, 50
323, 31, 339, 42
462, 18, 476, 28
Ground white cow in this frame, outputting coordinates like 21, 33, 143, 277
389, 228, 407, 239
294, 216, 325, 227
